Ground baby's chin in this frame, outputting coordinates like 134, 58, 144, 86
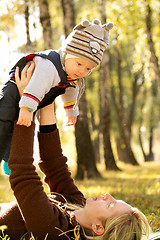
67, 74, 79, 80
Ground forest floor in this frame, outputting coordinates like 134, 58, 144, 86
0, 160, 160, 238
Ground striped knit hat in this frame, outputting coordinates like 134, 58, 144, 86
62, 19, 114, 67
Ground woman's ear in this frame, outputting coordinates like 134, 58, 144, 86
91, 224, 105, 236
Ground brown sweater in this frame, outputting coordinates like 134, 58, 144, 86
0, 122, 86, 240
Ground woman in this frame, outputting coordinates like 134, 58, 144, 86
0, 63, 151, 239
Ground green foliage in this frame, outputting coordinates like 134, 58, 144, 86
0, 231, 49, 240
49, 0, 64, 49
0, 226, 10, 240
75, 0, 100, 22
0, 0, 24, 36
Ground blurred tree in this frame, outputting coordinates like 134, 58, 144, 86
24, 0, 37, 52
145, 80, 158, 161
61, 0, 75, 36
61, 0, 102, 179
112, 41, 139, 165
75, 92, 102, 179
127, 69, 144, 139
0, 1, 23, 67
86, 74, 101, 163
24, 1, 31, 48
138, 87, 147, 161
38, 0, 52, 49
145, 0, 160, 89
99, 0, 120, 170
138, 79, 158, 162
116, 64, 145, 164
89, 101, 100, 163
108, 0, 157, 165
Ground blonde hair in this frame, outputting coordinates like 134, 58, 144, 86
48, 194, 151, 240
83, 207, 151, 240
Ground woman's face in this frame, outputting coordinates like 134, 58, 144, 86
84, 193, 132, 222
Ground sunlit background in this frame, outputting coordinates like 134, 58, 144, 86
0, 0, 160, 166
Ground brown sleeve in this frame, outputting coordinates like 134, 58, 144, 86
8, 122, 69, 239
38, 129, 86, 206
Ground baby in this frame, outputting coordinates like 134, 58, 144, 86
0, 19, 113, 174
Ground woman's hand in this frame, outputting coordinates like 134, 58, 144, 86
16, 61, 35, 126
15, 61, 35, 97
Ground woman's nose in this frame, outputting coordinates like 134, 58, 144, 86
103, 193, 116, 202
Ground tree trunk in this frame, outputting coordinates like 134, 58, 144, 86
24, 0, 36, 53
99, 0, 120, 171
117, 47, 138, 165
138, 84, 155, 162
38, 0, 52, 49
75, 92, 103, 179
116, 138, 129, 164
128, 70, 143, 139
146, 85, 155, 161
145, 126, 154, 161
61, 0, 101, 179
24, 1, 31, 48
145, 0, 160, 88
112, 45, 139, 165
89, 104, 100, 163
138, 88, 147, 162
61, 0, 75, 36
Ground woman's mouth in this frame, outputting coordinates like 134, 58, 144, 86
93, 197, 97, 201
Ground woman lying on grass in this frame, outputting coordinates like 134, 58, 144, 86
0, 63, 151, 240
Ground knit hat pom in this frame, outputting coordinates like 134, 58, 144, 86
74, 19, 90, 30
103, 22, 114, 31
92, 19, 101, 25
81, 19, 90, 27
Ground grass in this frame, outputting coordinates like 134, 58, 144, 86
76, 161, 160, 232
0, 161, 160, 238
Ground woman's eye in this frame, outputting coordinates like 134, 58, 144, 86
77, 62, 81, 66
110, 203, 115, 207
108, 202, 115, 208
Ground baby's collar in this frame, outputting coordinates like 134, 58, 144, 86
57, 47, 66, 71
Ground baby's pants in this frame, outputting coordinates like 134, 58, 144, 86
0, 81, 20, 162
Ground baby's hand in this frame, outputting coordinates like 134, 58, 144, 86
66, 116, 77, 126
17, 107, 33, 127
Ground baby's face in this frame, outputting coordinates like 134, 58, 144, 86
64, 56, 95, 79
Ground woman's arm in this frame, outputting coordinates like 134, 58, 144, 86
8, 122, 70, 239
8, 64, 69, 239
38, 104, 85, 205
16, 62, 35, 127
8, 65, 85, 238
16, 63, 85, 205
